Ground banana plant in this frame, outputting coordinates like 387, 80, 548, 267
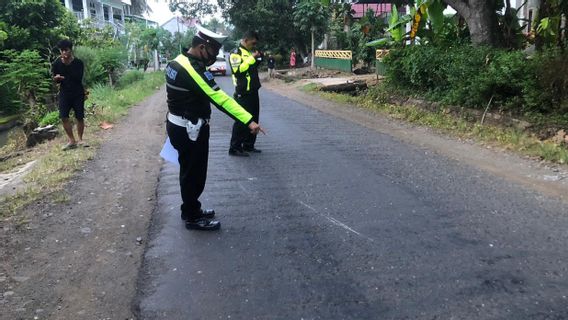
365, 4, 411, 48
365, 0, 447, 48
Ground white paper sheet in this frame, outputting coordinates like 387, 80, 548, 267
160, 137, 179, 166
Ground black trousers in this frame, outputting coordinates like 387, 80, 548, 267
230, 91, 260, 150
58, 92, 85, 120
166, 120, 210, 220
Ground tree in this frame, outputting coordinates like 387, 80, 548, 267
167, 0, 217, 18
535, 0, 568, 49
293, 0, 330, 68
131, 0, 150, 15
78, 19, 120, 49
442, 0, 503, 46
156, 28, 178, 60
219, 0, 306, 54
0, 0, 80, 56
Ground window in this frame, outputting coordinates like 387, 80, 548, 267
113, 8, 122, 22
89, 2, 96, 17
72, 0, 82, 12
103, 5, 110, 21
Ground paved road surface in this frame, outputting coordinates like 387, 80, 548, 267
137, 77, 568, 319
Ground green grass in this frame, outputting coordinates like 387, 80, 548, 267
299, 83, 319, 93
88, 71, 165, 123
0, 71, 165, 218
0, 114, 20, 125
303, 83, 568, 165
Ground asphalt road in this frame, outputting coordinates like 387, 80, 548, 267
137, 76, 568, 320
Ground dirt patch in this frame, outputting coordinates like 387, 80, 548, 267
0, 88, 167, 319
274, 67, 357, 81
264, 79, 568, 201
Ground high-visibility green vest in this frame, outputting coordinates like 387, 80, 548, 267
230, 47, 260, 93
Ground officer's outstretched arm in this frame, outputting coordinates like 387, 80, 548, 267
174, 55, 262, 132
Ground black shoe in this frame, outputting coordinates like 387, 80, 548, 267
185, 218, 221, 231
181, 209, 216, 221
243, 147, 262, 153
229, 149, 250, 157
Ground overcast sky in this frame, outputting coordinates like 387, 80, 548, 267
143, 1, 223, 26
143, 1, 174, 25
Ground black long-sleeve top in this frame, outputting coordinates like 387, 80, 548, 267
51, 58, 84, 95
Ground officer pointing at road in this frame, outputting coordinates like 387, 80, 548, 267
165, 25, 265, 231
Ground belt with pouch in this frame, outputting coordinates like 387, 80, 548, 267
167, 113, 210, 141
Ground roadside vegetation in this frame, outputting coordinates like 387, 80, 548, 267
287, 0, 567, 166
0, 71, 164, 219
303, 82, 568, 165
0, 0, 171, 219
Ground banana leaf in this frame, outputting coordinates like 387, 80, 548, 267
365, 38, 391, 47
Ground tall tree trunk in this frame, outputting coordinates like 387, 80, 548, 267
535, 0, 551, 50
311, 30, 315, 69
443, 0, 503, 47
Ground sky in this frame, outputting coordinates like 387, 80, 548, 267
143, 1, 175, 25
143, 1, 223, 26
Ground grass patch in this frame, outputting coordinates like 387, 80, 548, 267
305, 83, 568, 165
0, 71, 165, 218
300, 83, 319, 93
0, 114, 20, 125
87, 71, 165, 123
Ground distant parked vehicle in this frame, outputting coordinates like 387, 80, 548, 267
208, 56, 227, 76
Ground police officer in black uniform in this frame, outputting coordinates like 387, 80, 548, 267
165, 25, 265, 231
228, 31, 264, 156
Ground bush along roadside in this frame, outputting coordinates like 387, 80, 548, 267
383, 46, 568, 115
0, 71, 165, 219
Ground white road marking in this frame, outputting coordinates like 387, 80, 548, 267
298, 200, 375, 242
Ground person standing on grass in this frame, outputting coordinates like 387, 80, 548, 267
51, 39, 87, 150
290, 47, 296, 69
267, 54, 276, 78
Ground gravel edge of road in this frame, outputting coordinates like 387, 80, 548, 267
0, 88, 167, 320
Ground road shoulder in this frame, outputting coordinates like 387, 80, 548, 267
264, 79, 568, 201
0, 89, 166, 319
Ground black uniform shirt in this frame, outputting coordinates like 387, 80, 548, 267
165, 51, 253, 125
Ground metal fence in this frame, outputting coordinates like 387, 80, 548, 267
375, 49, 390, 77
314, 50, 353, 73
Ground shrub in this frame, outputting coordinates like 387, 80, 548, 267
74, 46, 106, 87
384, 45, 566, 114
72, 46, 127, 88
0, 50, 51, 121
39, 110, 59, 127
0, 82, 21, 115
117, 70, 145, 88
97, 46, 127, 87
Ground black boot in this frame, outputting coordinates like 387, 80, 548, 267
186, 218, 221, 231
243, 147, 262, 153
228, 148, 250, 157
181, 209, 216, 221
